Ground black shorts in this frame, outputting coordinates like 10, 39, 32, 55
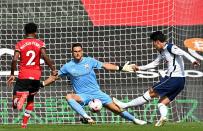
13, 79, 40, 95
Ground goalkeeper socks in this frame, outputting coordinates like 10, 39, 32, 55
158, 103, 168, 118
126, 91, 151, 107
120, 111, 135, 122
67, 99, 90, 119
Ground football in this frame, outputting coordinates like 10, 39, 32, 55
88, 99, 103, 112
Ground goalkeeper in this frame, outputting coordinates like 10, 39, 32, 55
42, 43, 147, 125
113, 31, 200, 127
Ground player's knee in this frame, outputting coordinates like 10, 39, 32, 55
148, 88, 157, 97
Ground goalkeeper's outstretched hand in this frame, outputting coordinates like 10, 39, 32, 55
121, 61, 135, 72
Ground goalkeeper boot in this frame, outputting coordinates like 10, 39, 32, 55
113, 97, 127, 109
16, 91, 29, 110
155, 116, 168, 127
80, 117, 95, 125
133, 118, 147, 125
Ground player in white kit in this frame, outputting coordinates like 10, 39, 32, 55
113, 31, 200, 126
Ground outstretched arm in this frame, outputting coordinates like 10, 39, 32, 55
40, 75, 59, 88
40, 65, 68, 88
133, 54, 162, 71
171, 45, 200, 66
102, 61, 134, 72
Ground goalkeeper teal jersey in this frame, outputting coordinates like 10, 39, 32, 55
58, 57, 103, 94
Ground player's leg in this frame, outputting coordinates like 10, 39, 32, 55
95, 91, 147, 125
105, 102, 147, 125
21, 95, 35, 128
66, 93, 95, 124
16, 91, 29, 110
12, 79, 22, 109
21, 80, 40, 128
155, 97, 170, 127
113, 87, 157, 109
113, 76, 171, 109
155, 77, 185, 127
12, 79, 29, 110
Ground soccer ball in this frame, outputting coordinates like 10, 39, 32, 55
88, 99, 103, 112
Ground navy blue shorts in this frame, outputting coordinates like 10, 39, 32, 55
152, 76, 185, 101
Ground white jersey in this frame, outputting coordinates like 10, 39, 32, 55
139, 43, 196, 77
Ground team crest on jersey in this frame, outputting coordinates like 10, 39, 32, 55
84, 64, 89, 69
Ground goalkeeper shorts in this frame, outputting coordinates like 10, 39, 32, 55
77, 90, 112, 106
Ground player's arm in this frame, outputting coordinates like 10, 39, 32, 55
102, 61, 135, 72
133, 55, 162, 71
7, 51, 20, 87
171, 45, 200, 66
40, 75, 59, 88
40, 48, 57, 75
40, 64, 68, 88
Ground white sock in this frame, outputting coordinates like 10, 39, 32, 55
24, 109, 32, 117
83, 114, 91, 119
126, 91, 151, 107
158, 103, 168, 118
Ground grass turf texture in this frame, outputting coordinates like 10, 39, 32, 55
0, 122, 202, 131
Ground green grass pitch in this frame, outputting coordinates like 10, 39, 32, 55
0, 122, 203, 131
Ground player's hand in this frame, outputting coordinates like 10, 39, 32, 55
7, 75, 15, 87
51, 70, 58, 76
192, 61, 200, 67
121, 61, 135, 72
40, 75, 58, 88
132, 64, 140, 71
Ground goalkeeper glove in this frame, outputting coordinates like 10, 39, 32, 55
117, 61, 135, 72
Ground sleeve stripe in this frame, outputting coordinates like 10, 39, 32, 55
166, 43, 173, 54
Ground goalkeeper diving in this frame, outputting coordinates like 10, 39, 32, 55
41, 43, 147, 125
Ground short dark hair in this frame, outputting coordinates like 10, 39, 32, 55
72, 43, 82, 50
150, 31, 167, 42
24, 22, 37, 34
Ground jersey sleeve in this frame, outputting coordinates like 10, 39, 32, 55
37, 39, 46, 49
58, 64, 69, 77
90, 57, 103, 69
171, 45, 196, 63
139, 54, 162, 70
41, 41, 46, 49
